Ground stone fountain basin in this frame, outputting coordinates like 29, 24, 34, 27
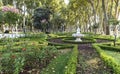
72, 33, 84, 37
62, 37, 96, 44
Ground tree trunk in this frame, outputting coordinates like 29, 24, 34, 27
115, 0, 119, 18
102, 0, 109, 35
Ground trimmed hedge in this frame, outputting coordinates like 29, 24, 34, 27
41, 51, 71, 74
62, 37, 96, 44
41, 45, 78, 74
95, 38, 114, 41
64, 45, 78, 74
93, 44, 120, 74
98, 44, 120, 52
48, 42, 74, 49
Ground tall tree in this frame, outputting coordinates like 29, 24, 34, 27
102, 0, 109, 35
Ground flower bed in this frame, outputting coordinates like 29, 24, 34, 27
41, 45, 78, 74
93, 44, 120, 74
0, 33, 60, 74
62, 37, 96, 44
98, 43, 120, 52
48, 42, 74, 49
0, 46, 58, 74
64, 45, 78, 74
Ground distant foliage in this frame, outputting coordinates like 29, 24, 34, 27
109, 19, 120, 25
0, 5, 20, 24
0, 10, 4, 23
2, 6, 19, 13
33, 8, 52, 33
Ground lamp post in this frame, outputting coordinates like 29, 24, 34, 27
113, 31, 117, 46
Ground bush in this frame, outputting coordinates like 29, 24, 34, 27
1, 53, 25, 74
41, 52, 71, 74
0, 46, 58, 74
93, 44, 120, 74
64, 45, 78, 74
62, 37, 96, 44
41, 45, 78, 74
48, 42, 74, 49
98, 44, 120, 52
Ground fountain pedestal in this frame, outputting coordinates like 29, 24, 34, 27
75, 37, 82, 41
72, 27, 84, 42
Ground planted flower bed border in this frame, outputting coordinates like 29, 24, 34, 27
48, 42, 74, 49
97, 43, 120, 52
62, 37, 96, 44
93, 43, 120, 74
0, 45, 58, 74
41, 45, 78, 74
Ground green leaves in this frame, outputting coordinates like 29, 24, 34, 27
0, 5, 21, 25
4, 11, 20, 24
93, 43, 120, 74
0, 11, 4, 23
109, 19, 120, 25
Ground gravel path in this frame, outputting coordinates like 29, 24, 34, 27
77, 43, 113, 74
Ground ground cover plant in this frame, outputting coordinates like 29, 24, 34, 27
1, 0, 120, 74
0, 32, 120, 74
41, 45, 78, 74
0, 33, 79, 74
0, 33, 60, 74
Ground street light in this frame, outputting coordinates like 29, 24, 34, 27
113, 30, 117, 46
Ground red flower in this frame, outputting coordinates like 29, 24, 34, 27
11, 55, 16, 59
22, 48, 26, 51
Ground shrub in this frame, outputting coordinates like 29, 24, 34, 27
0, 46, 58, 74
1, 53, 25, 74
62, 37, 96, 44
64, 45, 78, 74
98, 44, 120, 52
41, 45, 78, 74
93, 44, 120, 74
41, 51, 71, 74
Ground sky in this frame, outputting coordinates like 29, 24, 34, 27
64, 0, 69, 5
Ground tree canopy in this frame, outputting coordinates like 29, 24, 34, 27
0, 0, 120, 34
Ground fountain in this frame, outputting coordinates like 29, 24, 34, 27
72, 26, 84, 41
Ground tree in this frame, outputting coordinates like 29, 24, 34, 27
0, 11, 4, 23
1, 5, 20, 25
0, 0, 3, 6
51, 14, 66, 32
33, 7, 52, 33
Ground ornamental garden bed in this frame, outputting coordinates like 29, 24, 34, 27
1, 46, 58, 74
0, 33, 61, 74
0, 33, 119, 74
93, 43, 120, 74
97, 43, 120, 52
48, 36, 114, 74
0, 33, 78, 74
62, 37, 96, 44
